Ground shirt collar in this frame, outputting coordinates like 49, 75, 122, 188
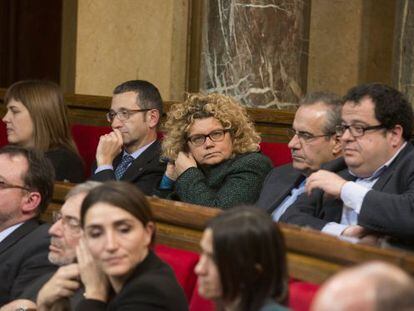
123, 140, 156, 159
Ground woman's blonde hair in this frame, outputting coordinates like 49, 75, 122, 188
4, 80, 79, 154
162, 93, 260, 160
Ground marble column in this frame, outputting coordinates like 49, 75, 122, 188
199, 0, 309, 108
393, 0, 414, 106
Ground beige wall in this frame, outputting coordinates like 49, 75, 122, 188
307, 0, 395, 96
74, 0, 189, 100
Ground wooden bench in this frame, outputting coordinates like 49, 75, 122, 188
48, 182, 414, 285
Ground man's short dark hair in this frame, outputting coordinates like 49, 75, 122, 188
0, 146, 54, 214
113, 80, 163, 116
344, 83, 413, 141
299, 91, 343, 136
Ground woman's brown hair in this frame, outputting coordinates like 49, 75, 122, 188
4, 80, 78, 154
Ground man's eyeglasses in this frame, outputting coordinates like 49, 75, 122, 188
106, 108, 152, 123
187, 129, 230, 147
52, 211, 82, 233
287, 128, 333, 143
335, 124, 386, 137
0, 180, 31, 191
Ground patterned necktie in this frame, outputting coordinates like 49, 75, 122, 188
114, 154, 134, 180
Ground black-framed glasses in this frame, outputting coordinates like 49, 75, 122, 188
287, 128, 333, 143
335, 124, 386, 137
187, 129, 230, 146
106, 108, 152, 123
0, 180, 31, 191
52, 211, 82, 233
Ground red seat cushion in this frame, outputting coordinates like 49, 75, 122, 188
260, 142, 292, 167
154, 244, 199, 302
288, 279, 319, 311
71, 124, 111, 177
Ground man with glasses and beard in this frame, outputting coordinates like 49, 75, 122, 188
256, 92, 343, 220
0, 146, 55, 307
90, 80, 166, 195
281, 83, 414, 246
2, 182, 101, 311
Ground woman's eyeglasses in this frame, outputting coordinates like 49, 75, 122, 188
187, 129, 230, 146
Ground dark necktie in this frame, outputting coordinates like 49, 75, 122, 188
114, 154, 134, 180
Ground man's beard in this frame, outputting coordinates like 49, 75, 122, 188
48, 237, 76, 266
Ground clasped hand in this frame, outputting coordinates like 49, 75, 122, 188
165, 152, 197, 181
96, 129, 123, 166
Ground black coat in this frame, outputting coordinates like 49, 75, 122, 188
0, 219, 57, 306
90, 140, 166, 195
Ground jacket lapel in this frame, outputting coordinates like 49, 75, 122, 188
267, 171, 305, 214
372, 144, 413, 190
0, 219, 40, 255
122, 141, 161, 181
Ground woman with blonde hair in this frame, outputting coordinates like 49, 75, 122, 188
2, 80, 84, 182
157, 93, 272, 208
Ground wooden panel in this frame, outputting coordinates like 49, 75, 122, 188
47, 182, 414, 285
0, 0, 62, 87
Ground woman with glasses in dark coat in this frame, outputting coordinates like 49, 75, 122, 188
157, 93, 272, 209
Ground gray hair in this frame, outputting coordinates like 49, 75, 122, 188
299, 91, 342, 135
65, 181, 102, 200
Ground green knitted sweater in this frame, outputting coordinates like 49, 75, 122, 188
158, 152, 272, 209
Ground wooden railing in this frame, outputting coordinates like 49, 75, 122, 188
0, 89, 295, 143
47, 182, 414, 285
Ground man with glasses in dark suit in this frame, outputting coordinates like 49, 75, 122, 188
2, 182, 102, 311
256, 92, 343, 220
0, 146, 55, 307
90, 80, 166, 195
281, 83, 414, 246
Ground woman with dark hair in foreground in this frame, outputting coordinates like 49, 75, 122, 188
195, 206, 289, 311
76, 181, 188, 311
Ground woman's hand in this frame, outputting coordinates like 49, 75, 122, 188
165, 162, 178, 181
174, 152, 197, 177
76, 238, 108, 302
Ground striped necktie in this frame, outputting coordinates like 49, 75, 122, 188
114, 154, 134, 180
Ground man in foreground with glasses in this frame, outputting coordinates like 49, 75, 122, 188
0, 146, 56, 306
256, 92, 343, 220
281, 83, 414, 245
90, 80, 166, 195
2, 182, 102, 311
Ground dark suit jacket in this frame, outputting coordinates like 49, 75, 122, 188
281, 144, 414, 241
46, 147, 85, 183
256, 163, 305, 214
0, 219, 57, 306
90, 140, 166, 195
76, 251, 188, 311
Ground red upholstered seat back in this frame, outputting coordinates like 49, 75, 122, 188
154, 244, 319, 311
0, 122, 8, 147
154, 244, 199, 302
260, 142, 292, 167
289, 279, 320, 311
71, 124, 111, 177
